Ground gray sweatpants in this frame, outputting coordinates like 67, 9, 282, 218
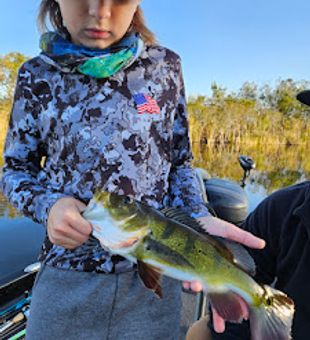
26, 265, 182, 340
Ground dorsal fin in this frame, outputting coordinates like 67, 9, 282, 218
214, 237, 256, 276
160, 207, 256, 276
137, 260, 163, 298
160, 207, 208, 235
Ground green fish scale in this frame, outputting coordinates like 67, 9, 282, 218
94, 192, 264, 307
133, 213, 264, 307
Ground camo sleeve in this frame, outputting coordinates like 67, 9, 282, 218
167, 58, 210, 218
0, 64, 68, 226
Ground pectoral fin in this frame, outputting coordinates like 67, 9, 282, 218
137, 260, 163, 298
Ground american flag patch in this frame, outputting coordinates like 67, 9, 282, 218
133, 93, 161, 114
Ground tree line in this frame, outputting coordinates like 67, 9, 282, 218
0, 52, 28, 157
188, 81, 310, 146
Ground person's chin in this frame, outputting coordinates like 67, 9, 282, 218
78, 30, 116, 49
84, 38, 116, 50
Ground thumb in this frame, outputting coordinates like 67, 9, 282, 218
74, 199, 87, 213
212, 308, 226, 333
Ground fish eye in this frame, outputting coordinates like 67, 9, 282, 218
123, 196, 133, 204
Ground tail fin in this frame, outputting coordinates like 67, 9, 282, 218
250, 285, 295, 340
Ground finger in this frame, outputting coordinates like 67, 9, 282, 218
212, 307, 226, 333
239, 297, 249, 320
182, 282, 190, 290
223, 224, 265, 249
197, 216, 265, 249
68, 213, 93, 236
49, 233, 82, 249
66, 224, 90, 244
49, 222, 89, 245
190, 281, 203, 292
74, 199, 87, 213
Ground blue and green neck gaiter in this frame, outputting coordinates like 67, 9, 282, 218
39, 31, 144, 78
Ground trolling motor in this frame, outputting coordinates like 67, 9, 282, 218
239, 155, 255, 188
194, 155, 255, 227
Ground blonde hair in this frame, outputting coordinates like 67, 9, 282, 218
37, 0, 157, 45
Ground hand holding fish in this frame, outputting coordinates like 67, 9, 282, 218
47, 197, 92, 249
196, 215, 266, 249
183, 215, 266, 332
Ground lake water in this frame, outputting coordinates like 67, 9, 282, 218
192, 142, 309, 209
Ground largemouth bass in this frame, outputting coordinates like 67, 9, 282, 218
83, 191, 294, 340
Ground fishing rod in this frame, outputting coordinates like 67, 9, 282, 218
0, 295, 31, 319
0, 306, 30, 339
0, 263, 40, 339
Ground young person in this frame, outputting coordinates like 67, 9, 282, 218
186, 90, 310, 340
0, 1, 264, 338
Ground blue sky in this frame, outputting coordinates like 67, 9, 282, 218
0, 0, 309, 95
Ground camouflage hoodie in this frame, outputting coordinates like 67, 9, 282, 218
1, 44, 210, 273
